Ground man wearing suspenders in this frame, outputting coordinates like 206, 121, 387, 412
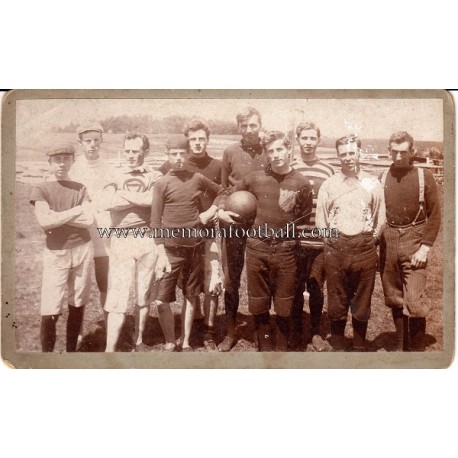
379, 132, 441, 351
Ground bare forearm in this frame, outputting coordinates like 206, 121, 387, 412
35, 205, 83, 230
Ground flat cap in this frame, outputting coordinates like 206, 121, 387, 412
166, 134, 188, 150
76, 121, 104, 135
46, 143, 76, 156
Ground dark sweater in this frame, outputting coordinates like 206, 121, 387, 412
220, 167, 313, 236
221, 139, 268, 188
150, 169, 223, 246
159, 153, 221, 211
380, 165, 441, 246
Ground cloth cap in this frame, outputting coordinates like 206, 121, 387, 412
166, 134, 188, 150
46, 143, 76, 157
76, 122, 104, 135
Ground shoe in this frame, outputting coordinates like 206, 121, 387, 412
218, 335, 237, 352
133, 342, 148, 352
203, 338, 218, 352
311, 335, 327, 352
181, 345, 194, 352
163, 343, 177, 352
328, 334, 347, 352
288, 331, 303, 351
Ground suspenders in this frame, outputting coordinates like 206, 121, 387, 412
381, 167, 425, 226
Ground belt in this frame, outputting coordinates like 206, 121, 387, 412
257, 237, 296, 246
387, 220, 426, 228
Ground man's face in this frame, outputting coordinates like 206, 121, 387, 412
123, 137, 146, 169
79, 131, 102, 161
266, 139, 291, 170
389, 141, 413, 168
48, 154, 74, 178
188, 129, 208, 156
238, 114, 261, 145
297, 128, 320, 156
337, 142, 360, 174
167, 148, 189, 171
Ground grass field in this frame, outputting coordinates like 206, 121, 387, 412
14, 179, 444, 353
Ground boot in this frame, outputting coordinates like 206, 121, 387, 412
329, 320, 346, 351
41, 315, 59, 352
67, 305, 85, 352
409, 317, 426, 351
352, 317, 368, 351
275, 315, 290, 352
254, 312, 273, 352
391, 308, 409, 351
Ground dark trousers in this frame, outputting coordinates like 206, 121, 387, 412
324, 233, 377, 324
291, 246, 325, 336
222, 230, 247, 336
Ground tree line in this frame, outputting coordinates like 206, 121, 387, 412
54, 115, 239, 135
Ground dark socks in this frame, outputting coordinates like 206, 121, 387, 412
275, 316, 290, 351
203, 324, 216, 341
224, 290, 239, 338
66, 305, 85, 352
308, 281, 324, 336
410, 317, 426, 351
41, 315, 59, 352
392, 308, 409, 351
254, 312, 273, 352
352, 317, 368, 351
330, 319, 346, 336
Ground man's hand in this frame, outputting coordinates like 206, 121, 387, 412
217, 209, 240, 224
199, 207, 217, 226
155, 252, 171, 280
411, 244, 430, 269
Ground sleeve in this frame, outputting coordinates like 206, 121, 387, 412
422, 170, 441, 246
150, 180, 166, 244
81, 185, 90, 204
218, 175, 249, 210
215, 160, 222, 185
29, 183, 46, 205
198, 174, 225, 207
221, 148, 231, 189
148, 170, 163, 190
296, 178, 314, 227
158, 161, 171, 175
315, 181, 329, 229
371, 179, 386, 238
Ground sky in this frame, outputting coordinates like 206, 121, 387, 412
16, 97, 444, 143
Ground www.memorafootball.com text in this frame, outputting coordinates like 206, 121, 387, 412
97, 224, 340, 240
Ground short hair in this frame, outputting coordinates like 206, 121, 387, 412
295, 122, 321, 139
261, 131, 291, 150
388, 131, 414, 151
123, 132, 150, 152
183, 118, 210, 139
236, 107, 262, 126
335, 134, 361, 151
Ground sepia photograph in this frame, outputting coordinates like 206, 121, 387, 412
1, 89, 454, 368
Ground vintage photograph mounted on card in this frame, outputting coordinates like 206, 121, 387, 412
1, 90, 454, 368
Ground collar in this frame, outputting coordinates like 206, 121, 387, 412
389, 164, 415, 178
121, 164, 150, 174
336, 168, 364, 182
188, 152, 211, 167
293, 157, 321, 167
266, 165, 294, 179
241, 138, 263, 155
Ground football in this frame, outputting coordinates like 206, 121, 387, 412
225, 190, 257, 225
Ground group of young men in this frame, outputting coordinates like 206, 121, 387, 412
30, 107, 441, 353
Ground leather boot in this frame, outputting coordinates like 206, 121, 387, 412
409, 317, 426, 351
352, 317, 368, 351
391, 308, 409, 351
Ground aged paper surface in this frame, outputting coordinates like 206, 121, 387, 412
1, 89, 454, 368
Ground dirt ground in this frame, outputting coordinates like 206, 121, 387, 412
14, 181, 444, 353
